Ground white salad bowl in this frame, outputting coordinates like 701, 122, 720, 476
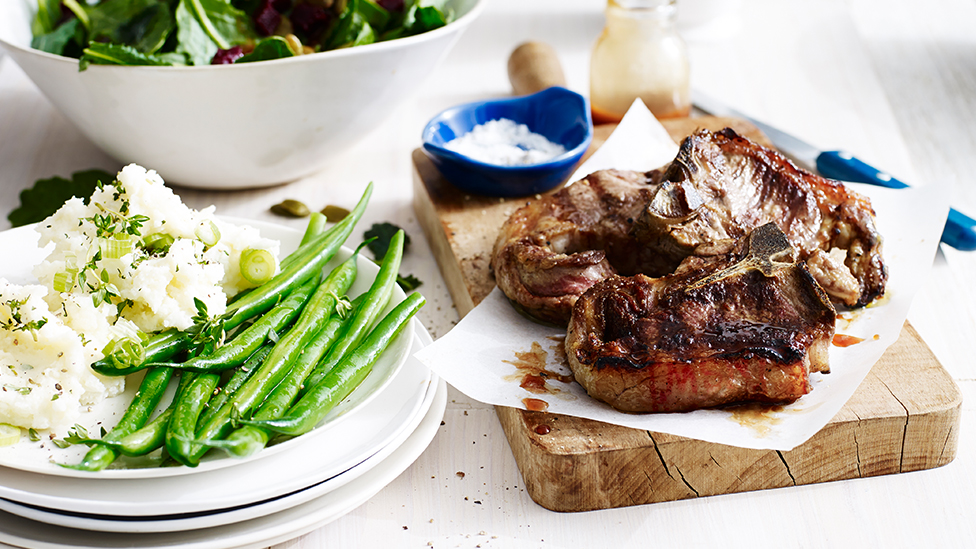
0, 0, 483, 189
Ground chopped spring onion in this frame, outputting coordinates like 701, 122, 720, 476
239, 248, 276, 286
52, 271, 75, 292
142, 233, 175, 254
195, 221, 221, 248
64, 253, 79, 274
0, 424, 21, 446
99, 236, 134, 259
101, 337, 146, 370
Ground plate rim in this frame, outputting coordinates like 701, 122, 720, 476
0, 328, 438, 532
0, 378, 448, 549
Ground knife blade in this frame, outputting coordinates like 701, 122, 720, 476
692, 89, 976, 251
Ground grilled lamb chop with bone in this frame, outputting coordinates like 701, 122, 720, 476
490, 169, 667, 325
632, 127, 887, 307
490, 128, 887, 326
565, 223, 836, 413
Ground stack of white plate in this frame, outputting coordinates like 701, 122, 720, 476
0, 322, 445, 549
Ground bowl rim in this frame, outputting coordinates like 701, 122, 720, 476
421, 86, 594, 172
0, 0, 485, 72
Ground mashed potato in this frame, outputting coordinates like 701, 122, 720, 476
0, 164, 281, 431
0, 281, 123, 430
34, 164, 279, 337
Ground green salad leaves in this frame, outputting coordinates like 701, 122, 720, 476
8, 169, 116, 228
30, 0, 453, 70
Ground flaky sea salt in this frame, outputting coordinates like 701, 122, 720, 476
444, 119, 567, 166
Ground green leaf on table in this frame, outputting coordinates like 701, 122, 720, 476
236, 36, 295, 63
8, 169, 116, 228
31, 18, 82, 56
363, 222, 412, 260
79, 42, 173, 70
176, 0, 250, 65
362, 223, 423, 291
397, 273, 422, 292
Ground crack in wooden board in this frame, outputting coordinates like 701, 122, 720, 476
412, 116, 962, 512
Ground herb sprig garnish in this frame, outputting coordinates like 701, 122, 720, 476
1, 298, 48, 341
188, 298, 227, 356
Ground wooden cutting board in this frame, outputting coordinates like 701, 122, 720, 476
412, 116, 961, 512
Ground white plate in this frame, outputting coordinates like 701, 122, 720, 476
0, 379, 448, 549
0, 322, 432, 516
0, 365, 440, 533
0, 217, 411, 478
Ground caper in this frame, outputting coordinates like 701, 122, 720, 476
320, 204, 351, 222
270, 199, 311, 218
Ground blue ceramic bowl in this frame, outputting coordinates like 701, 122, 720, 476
421, 87, 593, 197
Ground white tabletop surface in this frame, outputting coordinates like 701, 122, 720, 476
1, 0, 975, 547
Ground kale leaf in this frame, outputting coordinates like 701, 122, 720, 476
8, 169, 116, 227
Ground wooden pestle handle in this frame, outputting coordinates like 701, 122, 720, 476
507, 42, 567, 95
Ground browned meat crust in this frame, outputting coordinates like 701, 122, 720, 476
490, 169, 666, 325
565, 224, 836, 413
632, 128, 887, 307
491, 128, 887, 327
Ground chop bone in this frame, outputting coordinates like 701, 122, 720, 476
686, 223, 796, 291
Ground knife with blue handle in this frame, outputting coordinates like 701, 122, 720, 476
692, 90, 976, 251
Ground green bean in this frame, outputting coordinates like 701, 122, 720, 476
166, 372, 220, 466
111, 370, 196, 457
161, 275, 316, 373
247, 292, 425, 436
300, 212, 328, 247
197, 342, 272, 426
62, 367, 174, 471
93, 330, 185, 376
67, 370, 196, 457
185, 248, 365, 465
76, 408, 172, 458
199, 294, 365, 458
300, 230, 404, 396
223, 182, 372, 328
94, 276, 318, 377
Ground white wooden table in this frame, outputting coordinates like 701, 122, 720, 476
1, 0, 974, 547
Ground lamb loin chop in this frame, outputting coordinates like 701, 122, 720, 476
565, 223, 836, 413
632, 127, 887, 307
490, 169, 667, 325
491, 128, 887, 327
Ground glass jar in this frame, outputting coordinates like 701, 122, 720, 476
590, 0, 691, 123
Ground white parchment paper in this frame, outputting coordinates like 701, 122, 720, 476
415, 101, 948, 450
